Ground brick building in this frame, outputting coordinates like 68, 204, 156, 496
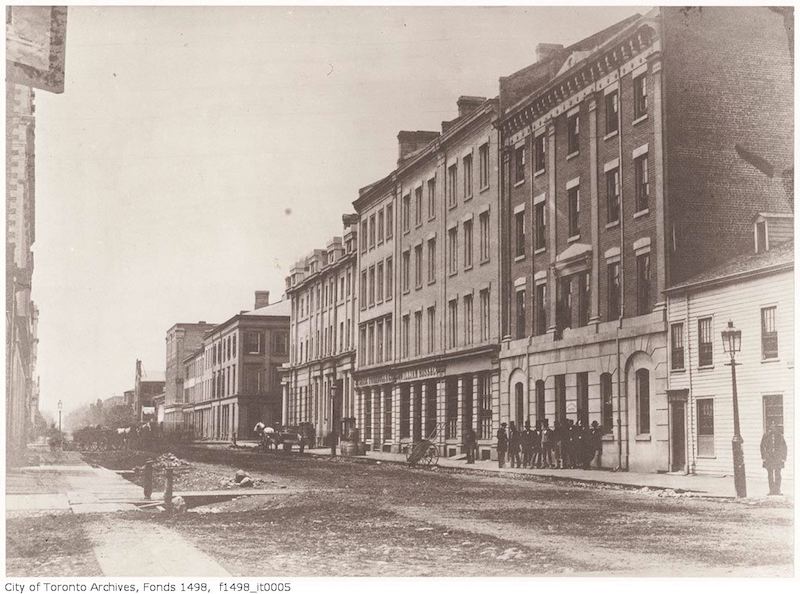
282, 216, 359, 445
352, 97, 502, 457
184, 293, 290, 440
496, 7, 792, 471
163, 321, 216, 431
133, 359, 166, 422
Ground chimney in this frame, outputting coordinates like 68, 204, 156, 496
535, 42, 564, 63
456, 96, 487, 118
397, 130, 439, 164
198, 320, 206, 324
254, 290, 270, 309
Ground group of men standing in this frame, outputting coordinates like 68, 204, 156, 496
495, 419, 603, 470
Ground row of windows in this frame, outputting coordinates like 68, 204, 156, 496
294, 268, 354, 319
512, 152, 650, 261
669, 306, 780, 371
295, 319, 354, 364
512, 72, 648, 185
362, 203, 394, 253
513, 251, 652, 339
361, 256, 393, 309
695, 394, 784, 458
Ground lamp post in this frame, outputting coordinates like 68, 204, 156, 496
329, 382, 338, 456
721, 320, 747, 498
57, 399, 63, 450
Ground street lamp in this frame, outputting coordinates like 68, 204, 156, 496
57, 400, 63, 451
721, 320, 746, 498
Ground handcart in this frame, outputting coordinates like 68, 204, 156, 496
406, 422, 445, 467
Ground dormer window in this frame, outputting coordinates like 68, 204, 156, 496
755, 220, 768, 253
754, 213, 793, 253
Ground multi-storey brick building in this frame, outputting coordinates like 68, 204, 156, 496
496, 7, 792, 472
164, 321, 216, 431
133, 359, 166, 422
282, 217, 359, 446
184, 293, 289, 440
352, 97, 502, 457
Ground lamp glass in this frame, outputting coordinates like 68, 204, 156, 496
721, 321, 742, 355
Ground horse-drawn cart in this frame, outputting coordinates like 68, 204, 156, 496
406, 423, 444, 467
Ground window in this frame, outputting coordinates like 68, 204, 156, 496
479, 143, 490, 189
386, 204, 393, 239
369, 214, 376, 248
448, 227, 458, 274
368, 266, 375, 306
568, 186, 580, 237
414, 186, 422, 227
401, 315, 410, 358
558, 276, 573, 330
414, 244, 423, 289
368, 323, 375, 365
535, 282, 547, 335
636, 368, 650, 434
402, 251, 410, 293
698, 317, 713, 367
376, 321, 384, 363
633, 72, 648, 119
376, 261, 384, 302
606, 168, 620, 224
636, 253, 650, 315
515, 288, 526, 339
377, 209, 384, 243
427, 238, 436, 283
555, 374, 566, 423
448, 299, 458, 348
464, 219, 473, 268
534, 201, 546, 251
244, 331, 263, 354
697, 398, 715, 457
464, 294, 474, 345
670, 323, 684, 370
360, 220, 368, 252
605, 90, 619, 135
607, 262, 621, 321
385, 318, 393, 359
479, 374, 493, 439
577, 272, 589, 327
755, 220, 767, 253
385, 257, 393, 300
447, 164, 458, 207
272, 331, 288, 355
427, 178, 436, 220
577, 372, 589, 426
479, 211, 490, 262
514, 210, 525, 258
763, 394, 783, 432
535, 380, 545, 423
427, 306, 436, 353
514, 145, 526, 184
567, 113, 580, 154
402, 195, 411, 232
480, 288, 490, 341
761, 306, 778, 359
534, 134, 546, 173
346, 270, 351, 296
601, 373, 613, 434
463, 153, 473, 199
634, 155, 649, 212
414, 311, 422, 356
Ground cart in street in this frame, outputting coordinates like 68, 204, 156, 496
406, 422, 445, 467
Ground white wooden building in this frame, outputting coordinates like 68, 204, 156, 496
665, 232, 793, 495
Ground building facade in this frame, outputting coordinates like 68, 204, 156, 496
665, 234, 793, 491
164, 321, 216, 431
495, 7, 792, 472
282, 217, 359, 445
185, 293, 290, 440
133, 359, 166, 422
352, 96, 502, 457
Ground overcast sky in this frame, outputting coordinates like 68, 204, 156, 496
32, 5, 644, 416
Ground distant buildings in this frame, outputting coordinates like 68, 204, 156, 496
5, 7, 67, 460
133, 359, 166, 422
164, 322, 216, 431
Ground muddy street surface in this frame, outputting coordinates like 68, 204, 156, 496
6, 446, 794, 577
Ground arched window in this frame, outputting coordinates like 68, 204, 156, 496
636, 368, 650, 434
535, 380, 546, 424
600, 373, 613, 433
515, 382, 524, 426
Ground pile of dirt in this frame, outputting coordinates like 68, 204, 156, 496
148, 452, 191, 471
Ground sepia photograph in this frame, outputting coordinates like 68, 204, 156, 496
4, 1, 795, 580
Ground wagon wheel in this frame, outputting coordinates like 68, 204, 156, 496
422, 444, 439, 466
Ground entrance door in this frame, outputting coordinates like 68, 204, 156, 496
514, 383, 524, 426
670, 401, 686, 472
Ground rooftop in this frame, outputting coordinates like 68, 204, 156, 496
241, 299, 291, 318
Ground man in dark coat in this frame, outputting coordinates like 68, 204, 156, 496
508, 421, 522, 468
541, 419, 554, 468
496, 423, 508, 468
464, 426, 477, 464
521, 421, 534, 468
589, 420, 603, 469
761, 422, 787, 495
532, 421, 543, 468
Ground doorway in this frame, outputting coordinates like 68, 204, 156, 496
670, 400, 686, 472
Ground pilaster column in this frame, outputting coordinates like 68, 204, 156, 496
588, 97, 600, 324
472, 374, 480, 437
436, 379, 446, 449
546, 123, 559, 336
420, 382, 428, 439
392, 385, 401, 448
373, 387, 382, 450
409, 383, 418, 441
281, 384, 289, 427
456, 376, 464, 443
650, 53, 667, 309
